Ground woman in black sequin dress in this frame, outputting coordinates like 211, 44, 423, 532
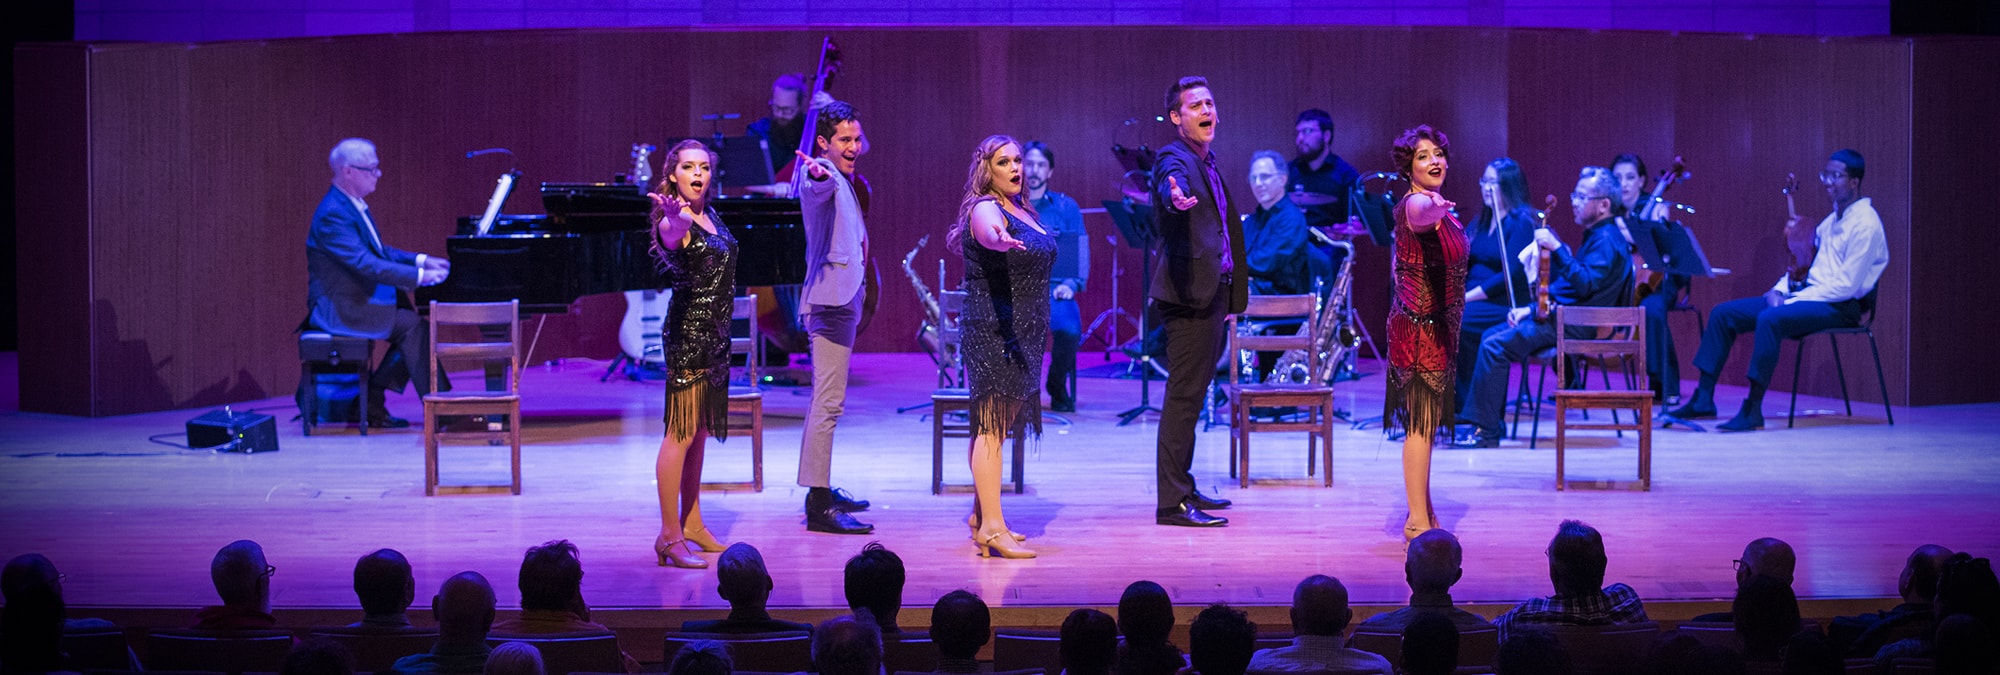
947, 135, 1054, 559
649, 140, 736, 569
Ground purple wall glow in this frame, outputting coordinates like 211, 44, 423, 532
75, 0, 1890, 42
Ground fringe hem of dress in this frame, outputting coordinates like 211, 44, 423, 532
665, 379, 729, 443
1384, 367, 1456, 438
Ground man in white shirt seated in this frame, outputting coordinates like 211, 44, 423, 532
1667, 148, 1889, 431
1245, 575, 1392, 675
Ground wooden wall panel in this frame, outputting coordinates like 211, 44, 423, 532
1909, 39, 2000, 406
12, 45, 94, 415
15, 26, 1991, 415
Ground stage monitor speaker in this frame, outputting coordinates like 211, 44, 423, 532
187, 409, 279, 453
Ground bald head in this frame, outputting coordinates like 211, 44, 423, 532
211, 540, 270, 608
1738, 538, 1796, 587
435, 571, 497, 638
1290, 574, 1353, 637
1900, 544, 1955, 603
1407, 530, 1465, 595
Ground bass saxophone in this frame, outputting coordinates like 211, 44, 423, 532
1267, 239, 1360, 385
902, 235, 948, 366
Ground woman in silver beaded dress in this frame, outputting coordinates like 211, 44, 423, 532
947, 135, 1054, 559
648, 139, 735, 569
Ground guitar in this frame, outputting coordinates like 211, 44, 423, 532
1782, 172, 1816, 290
1631, 155, 1689, 303
618, 289, 669, 366
1534, 194, 1557, 321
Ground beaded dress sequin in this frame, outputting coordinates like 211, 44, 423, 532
959, 199, 1056, 438
655, 209, 737, 442
1383, 197, 1469, 435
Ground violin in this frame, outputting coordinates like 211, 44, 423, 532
1782, 173, 1816, 289
1631, 155, 1689, 304
1535, 194, 1556, 321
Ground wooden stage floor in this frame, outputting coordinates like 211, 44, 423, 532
3, 351, 1997, 619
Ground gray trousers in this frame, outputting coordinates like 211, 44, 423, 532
798, 287, 863, 488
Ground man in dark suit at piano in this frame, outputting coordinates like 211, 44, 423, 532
306, 138, 451, 428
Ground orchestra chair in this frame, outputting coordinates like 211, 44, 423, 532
708, 293, 764, 492
880, 631, 939, 674
307, 625, 438, 673
1784, 287, 1893, 428
487, 631, 622, 675
142, 628, 294, 675
1542, 622, 1661, 675
929, 291, 1025, 495
59, 627, 140, 671
1223, 294, 1334, 488
663, 631, 812, 673
423, 300, 522, 496
1891, 657, 1936, 674
1348, 625, 1498, 671
1551, 305, 1652, 491
992, 629, 1061, 675
297, 331, 374, 436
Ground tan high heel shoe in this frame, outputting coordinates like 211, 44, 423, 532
655, 535, 708, 569
684, 526, 725, 553
966, 512, 1027, 542
973, 530, 1037, 559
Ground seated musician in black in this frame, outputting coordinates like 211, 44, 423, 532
1453, 167, 1633, 448
1456, 158, 1538, 412
1245, 150, 1315, 296
1612, 154, 1689, 403
1288, 109, 1358, 283
1023, 141, 1089, 413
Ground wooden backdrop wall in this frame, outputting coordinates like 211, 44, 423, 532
16, 27, 1992, 416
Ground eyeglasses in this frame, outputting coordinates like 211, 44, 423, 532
1479, 178, 1500, 187
1248, 172, 1286, 183
769, 104, 800, 117
261, 564, 277, 578
349, 164, 381, 176
1571, 191, 1607, 203
1818, 170, 1850, 184
1731, 559, 1746, 572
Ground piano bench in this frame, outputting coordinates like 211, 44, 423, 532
298, 332, 375, 437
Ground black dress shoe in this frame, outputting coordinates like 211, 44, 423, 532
1665, 401, 1717, 420
1156, 501, 1228, 527
367, 412, 411, 429
1051, 398, 1076, 413
1450, 432, 1499, 449
830, 487, 870, 512
1189, 489, 1232, 510
1717, 407, 1765, 432
806, 507, 874, 534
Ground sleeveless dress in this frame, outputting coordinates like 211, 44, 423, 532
959, 199, 1057, 438
655, 210, 738, 442
1383, 197, 1469, 435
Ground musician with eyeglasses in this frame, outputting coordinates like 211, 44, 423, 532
1245, 150, 1316, 296
1453, 167, 1633, 449
1456, 158, 1539, 413
1022, 141, 1088, 414
1667, 149, 1888, 432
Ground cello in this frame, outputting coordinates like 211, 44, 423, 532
1781, 173, 1816, 290
1630, 156, 1688, 303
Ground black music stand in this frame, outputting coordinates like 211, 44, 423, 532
1103, 199, 1164, 427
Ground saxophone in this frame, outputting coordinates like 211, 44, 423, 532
1267, 239, 1359, 385
903, 235, 947, 365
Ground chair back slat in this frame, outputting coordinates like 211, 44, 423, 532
431, 301, 519, 326
309, 628, 439, 673
428, 300, 521, 394
663, 631, 812, 674
881, 632, 940, 674
1243, 293, 1317, 318
1544, 622, 1662, 675
992, 629, 1061, 675
1555, 305, 1646, 392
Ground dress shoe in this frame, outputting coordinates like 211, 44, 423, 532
1665, 401, 1717, 420
1189, 489, 1232, 510
807, 507, 874, 535
967, 512, 1027, 542
1450, 431, 1499, 449
1717, 405, 1765, 432
973, 530, 1037, 559
367, 411, 411, 429
654, 535, 707, 569
1050, 398, 1076, 413
683, 526, 726, 553
830, 487, 871, 512
1156, 501, 1228, 527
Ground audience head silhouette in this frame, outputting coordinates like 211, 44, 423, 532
1494, 627, 1573, 675
813, 613, 883, 675
1901, 544, 1955, 604
1116, 581, 1183, 675
1289, 574, 1353, 637
843, 542, 905, 632
283, 637, 358, 675
1407, 529, 1465, 595
517, 539, 586, 614
484, 642, 545, 675
1401, 613, 1459, 675
1731, 574, 1800, 661
2, 554, 62, 602
666, 640, 731, 675
1547, 520, 1607, 597
1187, 603, 1256, 675
1935, 554, 2000, 629
436, 571, 498, 640
1736, 538, 1796, 587
1058, 608, 1118, 675
212, 539, 273, 611
1778, 629, 1841, 675
0, 555, 66, 673
930, 590, 991, 660
715, 543, 776, 612
354, 548, 416, 620
1933, 613, 1996, 675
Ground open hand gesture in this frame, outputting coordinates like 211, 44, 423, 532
1167, 175, 1199, 212
795, 149, 830, 181
649, 191, 695, 246
989, 225, 1027, 252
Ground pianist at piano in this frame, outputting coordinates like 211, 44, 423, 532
305, 138, 452, 430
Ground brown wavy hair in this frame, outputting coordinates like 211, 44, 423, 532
1391, 124, 1450, 180
946, 135, 1037, 254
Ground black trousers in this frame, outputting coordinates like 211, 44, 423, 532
1155, 287, 1229, 510
368, 308, 434, 400
1046, 297, 1081, 404
1692, 295, 1861, 387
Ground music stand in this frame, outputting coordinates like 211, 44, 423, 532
1102, 199, 1165, 426
669, 136, 774, 189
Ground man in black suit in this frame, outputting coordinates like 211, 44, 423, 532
306, 138, 450, 428
1150, 76, 1248, 528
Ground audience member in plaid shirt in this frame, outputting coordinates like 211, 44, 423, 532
1494, 520, 1650, 642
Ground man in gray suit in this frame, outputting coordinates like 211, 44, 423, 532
793, 102, 874, 534
306, 138, 449, 428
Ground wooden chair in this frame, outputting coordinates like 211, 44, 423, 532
1348, 625, 1498, 670
1551, 306, 1652, 490
308, 625, 438, 673
663, 631, 812, 673
992, 629, 1061, 675
142, 629, 294, 675
423, 300, 522, 496
297, 331, 374, 436
1543, 621, 1661, 675
60, 627, 139, 671
487, 632, 623, 675
709, 293, 764, 491
929, 290, 1024, 495
881, 630, 939, 674
1224, 294, 1334, 488
1784, 287, 1893, 428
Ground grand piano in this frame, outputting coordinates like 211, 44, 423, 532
417, 183, 807, 312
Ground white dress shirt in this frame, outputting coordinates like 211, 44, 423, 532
1770, 196, 1888, 304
